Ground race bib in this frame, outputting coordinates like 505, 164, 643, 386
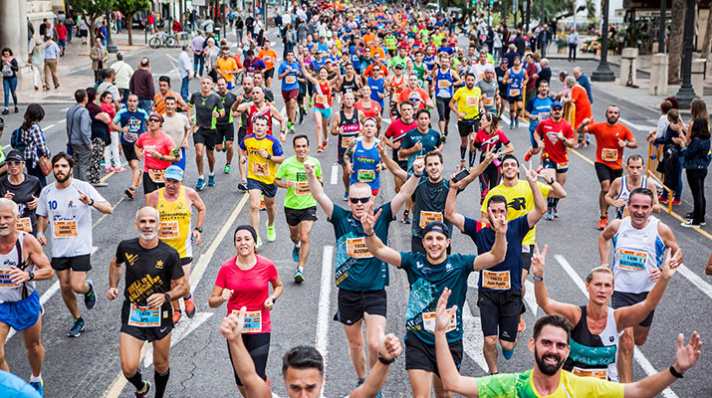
285, 75, 297, 85
263, 56, 272, 63
148, 168, 166, 183
572, 367, 608, 380
415, 155, 425, 162
482, 270, 511, 290
346, 237, 373, 258
602, 148, 618, 162
538, 112, 550, 121
159, 221, 180, 239
16, 217, 32, 233
128, 303, 161, 328
438, 79, 449, 89
123, 131, 138, 144
253, 162, 269, 177
341, 136, 354, 148
509, 88, 520, 97
556, 162, 569, 170
466, 95, 479, 107
294, 182, 310, 196
53, 220, 78, 238
316, 94, 328, 106
357, 169, 375, 182
230, 309, 263, 333
422, 311, 456, 333
483, 96, 494, 106
419, 211, 443, 228
0, 270, 20, 288
617, 249, 648, 271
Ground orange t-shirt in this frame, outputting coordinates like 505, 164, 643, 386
587, 122, 634, 170
363, 33, 376, 46
257, 49, 278, 70
399, 88, 430, 109
216, 57, 238, 83
153, 90, 178, 115
370, 46, 386, 60
363, 62, 389, 78
571, 86, 592, 128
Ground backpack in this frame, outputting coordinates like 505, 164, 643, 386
11, 127, 27, 152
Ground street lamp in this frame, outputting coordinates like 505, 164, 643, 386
105, 9, 118, 53
591, 0, 614, 81
675, 0, 697, 108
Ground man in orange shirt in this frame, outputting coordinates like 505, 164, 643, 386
215, 46, 240, 90
258, 39, 278, 90
398, 74, 434, 112
363, 53, 389, 78
576, 105, 638, 229
153, 76, 188, 114
370, 37, 386, 60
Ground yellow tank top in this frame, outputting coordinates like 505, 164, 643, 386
157, 186, 192, 258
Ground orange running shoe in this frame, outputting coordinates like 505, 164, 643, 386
518, 315, 526, 333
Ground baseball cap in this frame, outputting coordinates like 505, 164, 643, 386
6, 149, 24, 162
164, 165, 184, 181
422, 221, 450, 239
551, 101, 564, 109
395, 63, 405, 69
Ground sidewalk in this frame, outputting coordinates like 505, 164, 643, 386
8, 29, 150, 105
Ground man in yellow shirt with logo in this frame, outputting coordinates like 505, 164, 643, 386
450, 72, 483, 170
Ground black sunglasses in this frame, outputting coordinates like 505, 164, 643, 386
349, 197, 371, 204
7, 161, 22, 165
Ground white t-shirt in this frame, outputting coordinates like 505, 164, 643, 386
656, 114, 670, 139
36, 180, 106, 258
162, 113, 190, 145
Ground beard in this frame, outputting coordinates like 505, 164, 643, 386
534, 347, 566, 376
139, 230, 158, 241
607, 116, 618, 124
54, 172, 70, 183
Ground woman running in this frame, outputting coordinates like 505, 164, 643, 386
300, 58, 340, 152
472, 111, 514, 203
354, 85, 383, 132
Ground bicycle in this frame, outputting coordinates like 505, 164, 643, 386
148, 32, 177, 49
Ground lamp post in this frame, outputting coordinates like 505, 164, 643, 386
591, 0, 614, 81
105, 9, 118, 53
675, 0, 697, 108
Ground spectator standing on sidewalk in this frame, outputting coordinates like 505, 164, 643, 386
43, 35, 60, 90
20, 104, 51, 187
97, 68, 121, 111
567, 27, 578, 62
67, 89, 93, 181
100, 91, 122, 172
130, 57, 155, 114
85, 88, 111, 187
65, 10, 74, 42
1, 48, 19, 115
29, 39, 45, 91
178, 45, 192, 103
110, 52, 133, 105
677, 100, 712, 228
192, 31, 206, 77
90, 37, 108, 85
78, 17, 89, 45
573, 67, 593, 105
56, 21, 68, 57
236, 17, 244, 44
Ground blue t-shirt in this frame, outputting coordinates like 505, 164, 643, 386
400, 128, 442, 172
0, 370, 42, 398
310, 58, 326, 73
113, 108, 148, 145
464, 215, 531, 292
368, 76, 386, 109
328, 203, 395, 291
349, 46, 361, 70
525, 95, 554, 132
278, 61, 301, 91
437, 45, 454, 55
400, 252, 475, 345
318, 42, 329, 54
349, 139, 381, 191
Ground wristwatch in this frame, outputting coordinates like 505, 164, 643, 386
548, 177, 556, 185
271, 295, 278, 304
377, 355, 396, 365
266, 154, 272, 160
164, 293, 171, 302
195, 227, 203, 233
28, 271, 35, 281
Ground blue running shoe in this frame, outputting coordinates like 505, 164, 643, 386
29, 379, 43, 396
85, 280, 96, 309
294, 268, 304, 284
208, 174, 215, 186
292, 244, 300, 262
67, 318, 85, 337
195, 177, 205, 191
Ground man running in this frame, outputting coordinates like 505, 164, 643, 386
449, 73, 483, 170
152, 76, 188, 115
494, 58, 509, 117
599, 187, 682, 383
277, 50, 303, 133
331, 92, 364, 200
36, 153, 113, 337
188, 77, 225, 191
524, 80, 554, 155
215, 47, 240, 90
476, 66, 498, 115
503, 56, 528, 128
0, 199, 52, 395
106, 206, 189, 398
432, 51, 462, 141
274, 135, 322, 283
383, 101, 417, 205
111, 94, 149, 200
135, 113, 181, 202
232, 76, 256, 192
257, 39, 278, 89
161, 97, 191, 171
605, 155, 661, 219
399, 74, 434, 113
233, 86, 287, 142
147, 165, 206, 325
576, 106, 637, 229
239, 115, 285, 247
215, 77, 239, 174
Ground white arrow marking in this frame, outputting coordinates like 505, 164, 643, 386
462, 299, 489, 372
142, 312, 214, 368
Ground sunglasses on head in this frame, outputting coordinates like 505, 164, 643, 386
349, 197, 371, 204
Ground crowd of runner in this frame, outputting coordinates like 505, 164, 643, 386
0, 1, 710, 397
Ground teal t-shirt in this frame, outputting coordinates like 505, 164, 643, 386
400, 128, 442, 172
274, 156, 322, 210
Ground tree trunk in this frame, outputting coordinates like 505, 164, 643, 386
127, 13, 134, 46
89, 14, 99, 46
668, 0, 685, 84
702, 9, 712, 60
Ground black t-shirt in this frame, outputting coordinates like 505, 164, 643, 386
495, 66, 508, 93
216, 91, 238, 125
189, 92, 224, 129
0, 174, 42, 233
115, 238, 184, 306
411, 177, 455, 239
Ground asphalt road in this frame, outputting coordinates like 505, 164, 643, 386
2, 32, 711, 398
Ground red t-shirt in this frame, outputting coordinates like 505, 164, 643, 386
473, 130, 510, 163
385, 118, 418, 142
354, 99, 382, 119
56, 25, 67, 40
135, 131, 177, 172
535, 118, 574, 164
215, 255, 278, 334
399, 88, 430, 110
587, 122, 634, 170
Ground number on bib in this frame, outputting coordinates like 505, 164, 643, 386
148, 168, 166, 183
231, 309, 263, 333
357, 169, 376, 182
16, 217, 32, 233
509, 88, 520, 97
285, 75, 297, 85
253, 162, 269, 177
482, 270, 511, 290
346, 237, 373, 258
419, 211, 443, 228
0, 270, 20, 288
602, 148, 618, 162
572, 367, 608, 380
128, 303, 161, 328
294, 182, 310, 196
159, 221, 180, 239
617, 249, 648, 271
53, 220, 78, 238
422, 311, 456, 333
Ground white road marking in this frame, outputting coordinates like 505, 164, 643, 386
499, 114, 530, 129
619, 117, 655, 132
316, 246, 334, 359
330, 164, 339, 185
142, 312, 214, 368
677, 264, 712, 302
462, 294, 489, 372
44, 124, 56, 131
554, 255, 678, 398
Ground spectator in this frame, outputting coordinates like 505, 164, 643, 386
100, 91, 121, 172
650, 100, 674, 141
39, 18, 49, 37
568, 27, 578, 62
85, 88, 110, 187
129, 57, 155, 114
65, 10, 74, 42
89, 37, 108, 85
235, 17, 244, 44
110, 52, 133, 105
573, 66, 593, 104
537, 58, 551, 87
97, 68, 121, 110
678, 116, 711, 227
204, 38, 220, 82
97, 19, 108, 47
172, 17, 183, 46
1, 48, 19, 115
147, 11, 156, 34
66, 89, 93, 181
191, 30, 206, 77
43, 35, 60, 90
655, 108, 683, 205
29, 39, 45, 91
114, 11, 122, 34
78, 16, 89, 45
178, 45, 192, 103
55, 21, 67, 57
27, 17, 35, 51
20, 104, 51, 186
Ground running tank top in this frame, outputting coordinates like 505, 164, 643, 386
157, 186, 193, 259
435, 68, 454, 98
246, 104, 274, 136
342, 76, 360, 95
615, 176, 648, 219
612, 216, 665, 294
339, 109, 361, 150
508, 67, 524, 96
563, 305, 620, 382
391, 75, 406, 98
0, 232, 35, 302
349, 139, 380, 190
314, 81, 332, 109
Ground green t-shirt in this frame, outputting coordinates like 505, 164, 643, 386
384, 36, 397, 50
392, 55, 408, 69
477, 369, 624, 398
274, 156, 322, 210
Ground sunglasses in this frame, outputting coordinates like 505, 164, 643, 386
349, 197, 371, 204
7, 161, 22, 166
149, 118, 161, 122
552, 107, 563, 111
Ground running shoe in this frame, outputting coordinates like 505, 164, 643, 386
120, 157, 128, 166
299, 108, 305, 124
100, 158, 106, 166
292, 244, 300, 262
440, 134, 447, 143
238, 180, 248, 192
92, 181, 109, 188
85, 280, 97, 309
553, 207, 559, 218
544, 208, 554, 221
208, 174, 215, 186
518, 315, 526, 333
173, 309, 182, 325
510, 119, 514, 129
287, 120, 295, 132
460, 160, 466, 170
114, 166, 126, 172
29, 379, 43, 396
184, 294, 196, 318
67, 318, 85, 337
294, 268, 305, 284
343, 191, 349, 201
256, 236, 263, 248
524, 148, 533, 162
597, 215, 608, 230
658, 195, 669, 204
124, 187, 135, 199
515, 118, 519, 128
317, 144, 324, 153
224, 164, 231, 174
402, 212, 411, 224
671, 199, 681, 205
309, 97, 313, 107
105, 167, 112, 173
135, 380, 151, 398
195, 177, 205, 191
321, 140, 328, 150
267, 222, 276, 242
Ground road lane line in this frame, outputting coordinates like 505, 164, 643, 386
315, 246, 334, 359
44, 124, 56, 131
619, 117, 655, 132
330, 164, 339, 185
103, 194, 249, 398
677, 264, 712, 301
554, 254, 678, 398
462, 299, 490, 372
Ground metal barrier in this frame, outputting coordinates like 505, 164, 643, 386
646, 142, 673, 214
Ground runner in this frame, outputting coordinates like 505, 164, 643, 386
214, 77, 239, 174
238, 115, 284, 247
253, 71, 276, 104
398, 74, 434, 113
0, 199, 52, 396
146, 165, 206, 325
449, 73, 483, 170
277, 50, 303, 133
331, 92, 364, 199
355, 85, 383, 132
576, 106, 638, 229
257, 40, 278, 89
188, 77, 226, 191
135, 113, 181, 202
152, 76, 188, 115
472, 112, 514, 201
106, 206, 189, 398
300, 56, 341, 152
208, 224, 283, 396
524, 80, 554, 154
0, 150, 42, 234
476, 66, 498, 115
383, 100, 417, 208
111, 94, 149, 200
388, 63, 407, 119
36, 153, 113, 337
494, 58, 509, 117
599, 187, 683, 383
432, 51, 462, 141
233, 86, 287, 141
339, 62, 363, 98
605, 155, 661, 219
216, 47, 240, 90
303, 157, 424, 388
161, 97, 191, 171
232, 77, 256, 188
503, 56, 528, 128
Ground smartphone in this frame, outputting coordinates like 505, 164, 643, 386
452, 169, 470, 183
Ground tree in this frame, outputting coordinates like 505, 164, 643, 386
668, 0, 686, 84
68, 0, 114, 45
701, 8, 712, 60
113, 0, 151, 46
